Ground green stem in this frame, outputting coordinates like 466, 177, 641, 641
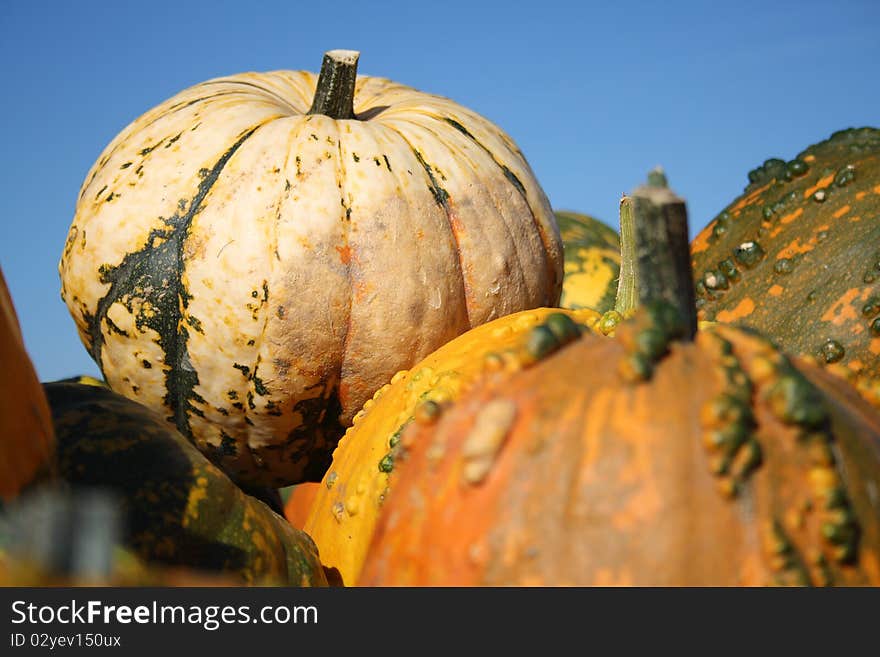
614, 195, 637, 315
308, 49, 360, 120
617, 167, 697, 340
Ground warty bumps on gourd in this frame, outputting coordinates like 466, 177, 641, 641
58, 51, 563, 489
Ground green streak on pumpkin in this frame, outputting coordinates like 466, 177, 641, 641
88, 125, 263, 441
410, 148, 451, 209
406, 146, 471, 325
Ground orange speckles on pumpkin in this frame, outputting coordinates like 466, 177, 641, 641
832, 205, 851, 219
716, 298, 756, 323
691, 228, 712, 255
733, 183, 770, 212
855, 191, 866, 201
803, 174, 835, 199
821, 289, 862, 326
779, 208, 804, 225
769, 285, 785, 297
352, 279, 370, 302
335, 244, 352, 264
776, 238, 815, 260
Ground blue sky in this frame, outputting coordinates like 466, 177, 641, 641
2, 0, 878, 380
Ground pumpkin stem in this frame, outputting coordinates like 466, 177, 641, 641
308, 49, 360, 120
614, 195, 637, 315
621, 167, 698, 340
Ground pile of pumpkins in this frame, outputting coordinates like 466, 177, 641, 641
2, 50, 879, 586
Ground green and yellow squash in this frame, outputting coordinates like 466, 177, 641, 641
555, 210, 620, 312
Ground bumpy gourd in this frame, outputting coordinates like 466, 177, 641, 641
360, 309, 880, 585
59, 50, 563, 489
692, 127, 880, 397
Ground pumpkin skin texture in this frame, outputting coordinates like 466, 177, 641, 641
359, 308, 880, 586
0, 267, 54, 501
692, 127, 880, 385
301, 307, 600, 586
555, 211, 621, 313
43, 382, 328, 586
58, 60, 563, 490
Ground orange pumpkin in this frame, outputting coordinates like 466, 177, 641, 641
0, 266, 55, 500
283, 482, 321, 528
359, 173, 880, 586
360, 312, 880, 585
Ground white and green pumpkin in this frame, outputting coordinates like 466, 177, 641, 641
59, 50, 563, 489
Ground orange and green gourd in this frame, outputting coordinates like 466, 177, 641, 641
295, 306, 601, 586
555, 210, 620, 313
0, 266, 55, 501
692, 127, 880, 398
359, 173, 880, 586
43, 382, 328, 586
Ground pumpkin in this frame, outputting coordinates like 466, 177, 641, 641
58, 49, 563, 490
0, 266, 55, 501
692, 127, 880, 391
42, 382, 328, 586
283, 482, 321, 528
359, 174, 880, 586
555, 210, 620, 312
297, 306, 600, 586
